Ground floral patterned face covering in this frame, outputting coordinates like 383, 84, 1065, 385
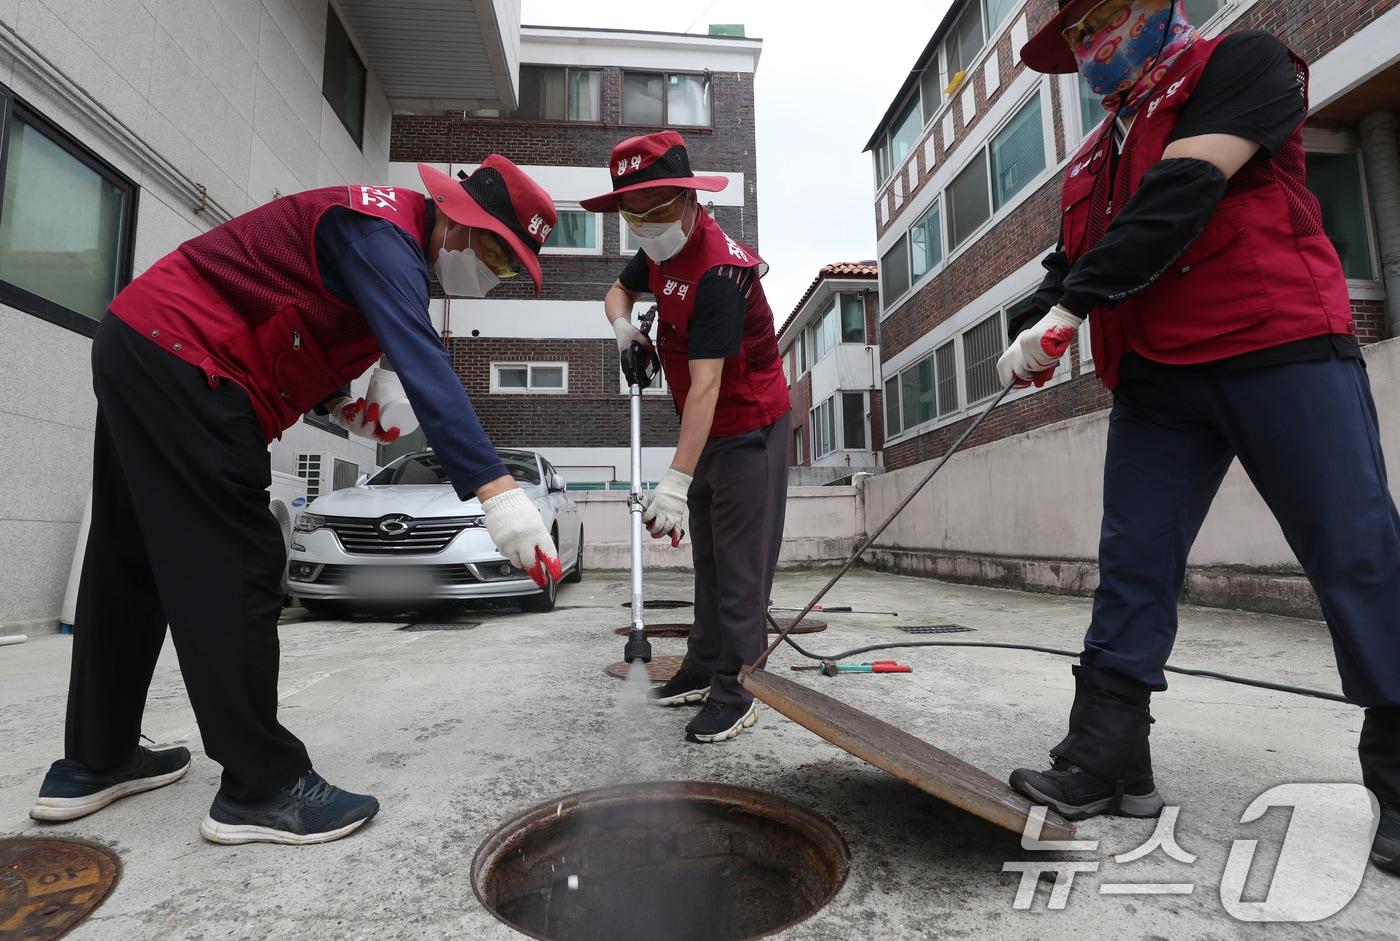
1068, 0, 1198, 117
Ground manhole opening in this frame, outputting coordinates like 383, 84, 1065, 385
398, 622, 482, 632
620, 600, 694, 609
473, 782, 849, 941
894, 624, 976, 634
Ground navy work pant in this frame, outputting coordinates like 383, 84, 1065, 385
1083, 354, 1400, 798
684, 413, 790, 707
65, 315, 311, 799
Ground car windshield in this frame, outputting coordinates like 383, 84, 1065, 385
366, 451, 542, 487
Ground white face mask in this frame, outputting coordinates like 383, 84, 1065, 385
626, 197, 693, 262
433, 227, 501, 298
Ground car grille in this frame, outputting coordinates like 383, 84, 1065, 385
325, 516, 480, 555
311, 564, 481, 586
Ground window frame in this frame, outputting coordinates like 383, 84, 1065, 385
1304, 140, 1383, 290
841, 390, 869, 451
322, 6, 366, 149
839, 292, 867, 344
511, 64, 604, 123
989, 90, 1047, 211
620, 69, 714, 129
810, 395, 838, 459
541, 205, 603, 256
0, 84, 139, 338
490, 361, 570, 394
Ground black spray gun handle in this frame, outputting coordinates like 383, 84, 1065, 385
621, 305, 661, 390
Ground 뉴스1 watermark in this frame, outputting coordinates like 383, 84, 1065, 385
1003, 783, 1379, 922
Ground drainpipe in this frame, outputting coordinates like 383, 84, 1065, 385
1360, 111, 1400, 338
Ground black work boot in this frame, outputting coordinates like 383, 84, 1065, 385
649, 669, 711, 706
1359, 706, 1400, 873
1010, 664, 1164, 820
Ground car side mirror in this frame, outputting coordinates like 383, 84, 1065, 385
549, 473, 567, 493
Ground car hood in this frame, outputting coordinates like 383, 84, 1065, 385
306, 484, 498, 519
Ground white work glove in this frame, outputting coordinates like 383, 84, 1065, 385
612, 316, 650, 353
996, 304, 1083, 389
365, 367, 419, 435
481, 488, 562, 588
325, 395, 401, 443
642, 467, 691, 548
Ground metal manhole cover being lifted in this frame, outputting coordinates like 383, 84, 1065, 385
0, 837, 121, 940
605, 655, 686, 682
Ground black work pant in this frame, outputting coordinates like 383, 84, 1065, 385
1083, 355, 1400, 801
65, 315, 310, 800
684, 413, 790, 706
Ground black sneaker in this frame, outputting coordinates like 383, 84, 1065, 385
649, 669, 711, 706
1372, 804, 1400, 874
1009, 757, 1164, 820
200, 770, 378, 845
30, 745, 192, 822
685, 700, 758, 743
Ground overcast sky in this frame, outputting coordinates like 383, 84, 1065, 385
521, 0, 955, 321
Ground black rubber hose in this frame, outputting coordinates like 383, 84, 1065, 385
765, 614, 1349, 704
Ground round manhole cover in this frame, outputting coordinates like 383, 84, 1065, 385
604, 655, 686, 682
612, 619, 827, 638
0, 837, 121, 940
619, 600, 694, 610
473, 781, 849, 941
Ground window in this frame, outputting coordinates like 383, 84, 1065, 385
811, 396, 837, 458
491, 362, 568, 393
935, 341, 958, 415
842, 392, 867, 450
919, 65, 942, 126
543, 208, 600, 254
881, 234, 910, 304
622, 72, 711, 127
794, 425, 806, 464
990, 93, 1046, 210
884, 375, 902, 437
514, 66, 601, 121
1184, 0, 1225, 25
1076, 74, 1105, 141
322, 8, 365, 148
797, 329, 808, 374
888, 94, 922, 172
0, 86, 136, 335
985, 0, 1018, 32
946, 4, 986, 85
812, 304, 839, 362
910, 201, 942, 280
948, 150, 991, 248
901, 354, 937, 430
963, 313, 1005, 402
840, 293, 865, 343
1307, 152, 1376, 281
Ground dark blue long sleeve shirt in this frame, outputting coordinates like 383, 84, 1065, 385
315, 205, 507, 499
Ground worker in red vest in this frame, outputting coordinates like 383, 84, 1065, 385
1001, 0, 1400, 871
29, 158, 564, 846
583, 131, 791, 743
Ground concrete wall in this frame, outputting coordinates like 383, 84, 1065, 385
577, 486, 863, 571
861, 338, 1400, 617
0, 0, 394, 631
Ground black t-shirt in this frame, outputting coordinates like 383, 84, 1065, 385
1020, 30, 1359, 373
618, 250, 748, 359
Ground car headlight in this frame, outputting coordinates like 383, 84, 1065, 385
294, 513, 326, 534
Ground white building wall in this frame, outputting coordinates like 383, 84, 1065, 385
0, 0, 394, 628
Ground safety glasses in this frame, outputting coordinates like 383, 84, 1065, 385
475, 230, 525, 280
619, 190, 689, 227
1060, 0, 1134, 48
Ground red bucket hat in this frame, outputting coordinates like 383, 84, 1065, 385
579, 130, 728, 213
418, 156, 556, 293
1022, 0, 1096, 75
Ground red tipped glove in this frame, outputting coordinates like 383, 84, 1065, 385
327, 396, 402, 443
481, 488, 562, 588
996, 305, 1083, 389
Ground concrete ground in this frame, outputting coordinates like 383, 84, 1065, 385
1, 568, 1396, 940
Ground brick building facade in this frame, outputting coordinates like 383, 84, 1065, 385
867, 0, 1400, 471
385, 25, 763, 486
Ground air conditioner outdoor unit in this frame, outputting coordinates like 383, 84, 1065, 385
296, 452, 360, 501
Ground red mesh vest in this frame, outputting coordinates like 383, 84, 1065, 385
1061, 35, 1354, 390
648, 213, 791, 436
109, 185, 431, 440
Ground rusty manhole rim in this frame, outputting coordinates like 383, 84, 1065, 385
471, 780, 851, 941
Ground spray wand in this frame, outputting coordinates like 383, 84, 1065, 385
622, 307, 662, 664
